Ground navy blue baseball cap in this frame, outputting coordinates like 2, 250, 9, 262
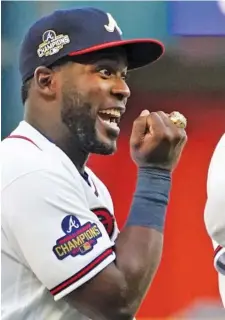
19, 7, 164, 83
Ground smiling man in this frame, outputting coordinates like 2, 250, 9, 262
1, 7, 187, 320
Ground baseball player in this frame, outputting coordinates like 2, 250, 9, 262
204, 133, 225, 307
1, 7, 187, 320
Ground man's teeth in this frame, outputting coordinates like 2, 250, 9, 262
102, 119, 118, 127
99, 109, 120, 117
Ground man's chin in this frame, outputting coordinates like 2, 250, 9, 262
91, 142, 117, 155
86, 137, 117, 155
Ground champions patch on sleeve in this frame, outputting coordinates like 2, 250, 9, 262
53, 215, 102, 260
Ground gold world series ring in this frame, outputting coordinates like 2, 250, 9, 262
169, 111, 187, 129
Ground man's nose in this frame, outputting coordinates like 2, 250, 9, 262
111, 79, 131, 102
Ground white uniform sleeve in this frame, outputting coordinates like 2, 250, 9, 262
2, 169, 116, 301
204, 135, 225, 247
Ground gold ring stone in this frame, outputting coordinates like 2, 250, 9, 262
169, 111, 187, 129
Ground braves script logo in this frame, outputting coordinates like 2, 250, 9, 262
53, 215, 102, 260
104, 13, 122, 35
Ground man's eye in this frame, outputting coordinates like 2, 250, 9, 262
122, 74, 128, 81
99, 69, 112, 78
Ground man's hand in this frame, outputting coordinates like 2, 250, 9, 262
130, 110, 187, 171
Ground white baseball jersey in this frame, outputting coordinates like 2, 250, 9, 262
204, 133, 225, 306
1, 121, 119, 319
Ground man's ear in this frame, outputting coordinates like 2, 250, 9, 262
33, 66, 56, 99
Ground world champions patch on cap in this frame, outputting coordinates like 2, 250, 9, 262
19, 7, 164, 83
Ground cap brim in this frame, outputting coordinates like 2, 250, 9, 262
68, 39, 164, 70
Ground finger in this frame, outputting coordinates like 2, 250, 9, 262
140, 109, 150, 117
157, 111, 187, 144
158, 111, 187, 130
130, 110, 150, 143
178, 128, 188, 144
146, 112, 167, 136
158, 111, 187, 136
157, 111, 173, 127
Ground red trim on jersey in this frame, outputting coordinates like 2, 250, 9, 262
7, 135, 41, 150
90, 179, 99, 197
50, 248, 113, 296
214, 245, 223, 257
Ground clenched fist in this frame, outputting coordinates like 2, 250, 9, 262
130, 110, 187, 171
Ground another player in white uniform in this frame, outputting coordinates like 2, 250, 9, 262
204, 133, 225, 307
1, 7, 187, 320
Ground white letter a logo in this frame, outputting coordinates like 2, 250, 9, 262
104, 13, 122, 35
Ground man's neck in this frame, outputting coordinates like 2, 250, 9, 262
24, 117, 89, 174
58, 139, 90, 174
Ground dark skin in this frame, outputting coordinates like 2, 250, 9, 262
24, 47, 130, 173
24, 47, 187, 319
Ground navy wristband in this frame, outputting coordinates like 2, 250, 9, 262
126, 167, 171, 232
